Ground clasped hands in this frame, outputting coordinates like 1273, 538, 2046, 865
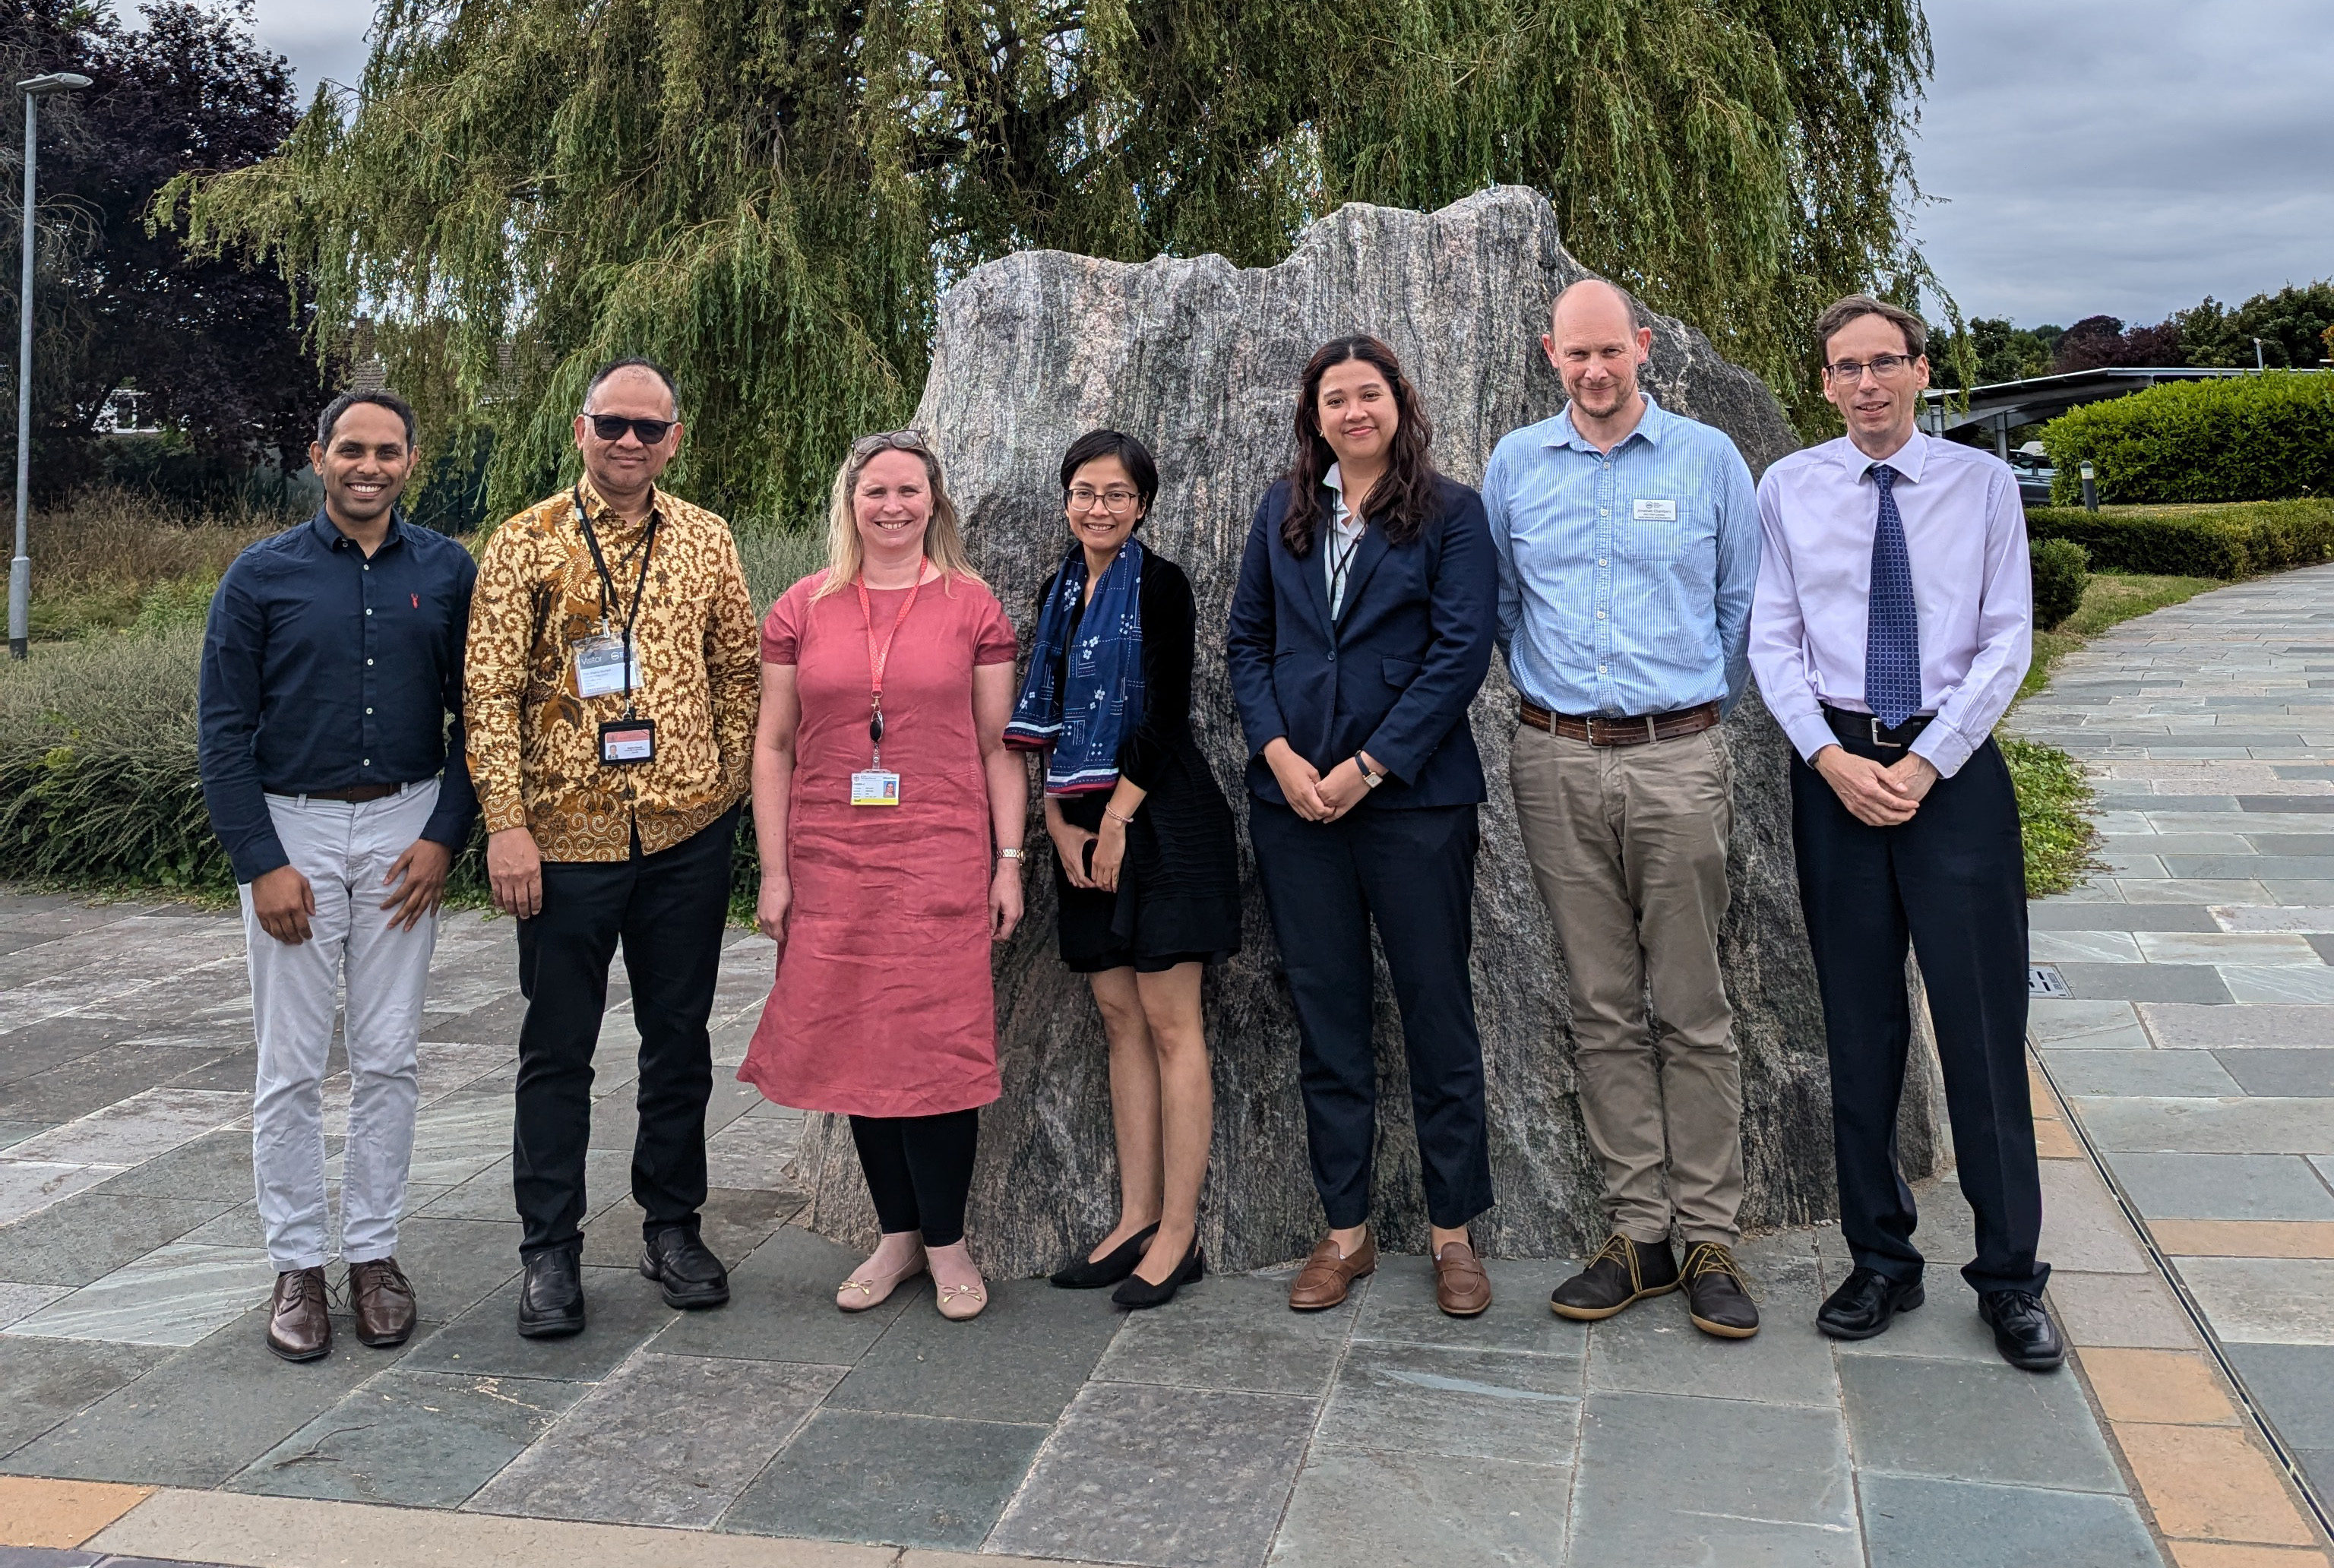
1264, 738, 1379, 823
1814, 744, 1937, 827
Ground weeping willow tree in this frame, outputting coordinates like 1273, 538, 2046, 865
163, 0, 1935, 527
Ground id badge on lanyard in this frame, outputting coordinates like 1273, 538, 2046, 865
573, 491, 660, 766
852, 574, 922, 805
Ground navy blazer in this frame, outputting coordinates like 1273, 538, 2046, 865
1226, 474, 1497, 810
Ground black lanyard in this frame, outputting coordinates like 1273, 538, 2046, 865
574, 486, 659, 710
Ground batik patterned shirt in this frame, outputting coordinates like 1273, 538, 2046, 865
463, 479, 758, 861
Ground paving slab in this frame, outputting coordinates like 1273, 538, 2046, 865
399, 1266, 678, 1383
1092, 1269, 1352, 1396
1267, 1448, 1572, 1568
2104, 1152, 2334, 1220
1586, 1251, 1837, 1406
2174, 1258, 2334, 1345
1317, 1339, 1580, 1462
2074, 1097, 2334, 1155
466, 1352, 840, 1528
5, 1244, 276, 1347
717, 1408, 1046, 1549
2224, 1343, 2334, 1449
987, 1382, 1316, 1568
1838, 1353, 2125, 1492
2043, 1050, 2246, 1097
1855, 1475, 2163, 1568
0, 1194, 232, 1288
647, 1224, 912, 1367
0, 1337, 172, 1459
228, 1368, 587, 1508
824, 1276, 1121, 1425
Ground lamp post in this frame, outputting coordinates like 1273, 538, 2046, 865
7, 71, 90, 662
2079, 459, 2098, 514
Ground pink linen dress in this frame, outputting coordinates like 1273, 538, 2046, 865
739, 569, 1017, 1117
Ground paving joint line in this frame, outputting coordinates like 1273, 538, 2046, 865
2029, 1042, 2334, 1544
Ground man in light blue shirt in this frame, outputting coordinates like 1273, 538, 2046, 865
1484, 278, 1763, 1339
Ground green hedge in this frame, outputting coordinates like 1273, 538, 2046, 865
2041, 371, 2334, 505
2029, 539, 2089, 630
2025, 498, 2334, 580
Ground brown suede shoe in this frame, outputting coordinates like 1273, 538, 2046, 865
267, 1266, 331, 1362
1434, 1239, 1492, 1317
348, 1257, 418, 1348
1289, 1232, 1376, 1311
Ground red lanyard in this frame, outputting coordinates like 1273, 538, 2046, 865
855, 572, 925, 719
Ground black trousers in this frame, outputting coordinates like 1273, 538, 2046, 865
1249, 799, 1494, 1231
512, 806, 738, 1260
850, 1109, 980, 1247
1790, 737, 2048, 1296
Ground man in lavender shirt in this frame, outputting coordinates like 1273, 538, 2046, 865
1749, 294, 2063, 1372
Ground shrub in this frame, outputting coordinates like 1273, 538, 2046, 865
2026, 498, 2334, 579
2040, 371, 2334, 505
2030, 539, 2089, 630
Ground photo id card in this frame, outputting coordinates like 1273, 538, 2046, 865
599, 717, 656, 765
850, 769, 901, 807
574, 634, 643, 699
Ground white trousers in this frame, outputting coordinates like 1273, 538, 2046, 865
239, 779, 441, 1272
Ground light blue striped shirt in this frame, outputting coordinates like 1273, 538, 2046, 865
1484, 395, 1760, 719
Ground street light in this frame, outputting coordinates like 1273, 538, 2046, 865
7, 71, 90, 662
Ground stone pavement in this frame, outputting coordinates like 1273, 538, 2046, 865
17, 553, 2334, 1568
2013, 561, 2334, 1556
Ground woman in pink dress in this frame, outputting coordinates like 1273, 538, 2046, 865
739, 430, 1026, 1320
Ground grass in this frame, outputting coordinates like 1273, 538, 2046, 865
2008, 569, 2222, 897
23, 488, 291, 640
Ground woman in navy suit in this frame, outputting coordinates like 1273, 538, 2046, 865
1226, 334, 1500, 1320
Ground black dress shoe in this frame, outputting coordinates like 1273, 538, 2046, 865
1551, 1234, 1679, 1321
1816, 1266, 1924, 1340
517, 1248, 586, 1339
641, 1225, 731, 1310
1052, 1223, 1159, 1289
1979, 1289, 2067, 1370
1682, 1243, 1760, 1339
1112, 1237, 1203, 1310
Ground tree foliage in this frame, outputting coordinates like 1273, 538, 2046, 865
164, 0, 1938, 528
0, 0, 324, 502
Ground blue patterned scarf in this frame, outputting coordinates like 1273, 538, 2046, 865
1004, 539, 1146, 795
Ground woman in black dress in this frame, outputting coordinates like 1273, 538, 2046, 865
1005, 429, 1241, 1309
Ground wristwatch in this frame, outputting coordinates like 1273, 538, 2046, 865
1355, 754, 1384, 789
996, 847, 1026, 861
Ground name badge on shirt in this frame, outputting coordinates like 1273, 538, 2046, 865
599, 718, 656, 765
1632, 498, 1679, 522
574, 634, 643, 699
850, 770, 901, 807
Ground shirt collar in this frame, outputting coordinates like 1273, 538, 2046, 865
1320, 463, 1357, 526
1831, 428, 1931, 484
1547, 391, 1667, 454
307, 506, 406, 553
574, 475, 661, 529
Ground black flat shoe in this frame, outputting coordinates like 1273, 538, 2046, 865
1979, 1289, 2067, 1371
1052, 1222, 1159, 1289
1112, 1237, 1203, 1310
517, 1248, 586, 1339
641, 1224, 731, 1310
1816, 1265, 1924, 1340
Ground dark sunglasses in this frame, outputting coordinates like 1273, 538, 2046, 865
850, 428, 930, 459
581, 413, 676, 444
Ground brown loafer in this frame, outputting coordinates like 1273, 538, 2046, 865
348, 1257, 418, 1348
267, 1266, 331, 1362
1289, 1232, 1376, 1311
1434, 1239, 1492, 1317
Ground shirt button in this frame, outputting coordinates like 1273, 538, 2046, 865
1596, 610, 1606, 619
367, 659, 374, 666
365, 707, 374, 715
362, 758, 371, 766
1598, 558, 1607, 566
365, 609, 373, 616
1599, 665, 1608, 673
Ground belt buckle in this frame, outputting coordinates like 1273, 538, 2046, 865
1868, 716, 1904, 751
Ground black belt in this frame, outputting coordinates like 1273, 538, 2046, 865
1822, 704, 1932, 751
303, 783, 406, 803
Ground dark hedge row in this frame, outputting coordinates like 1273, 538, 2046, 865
2026, 499, 2334, 580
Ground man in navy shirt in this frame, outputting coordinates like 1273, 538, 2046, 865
199, 389, 477, 1362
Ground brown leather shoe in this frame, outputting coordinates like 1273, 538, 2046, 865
1289, 1232, 1376, 1311
1434, 1239, 1492, 1317
267, 1266, 331, 1362
347, 1257, 418, 1348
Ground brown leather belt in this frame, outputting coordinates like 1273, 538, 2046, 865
1519, 700, 1721, 747
303, 783, 403, 803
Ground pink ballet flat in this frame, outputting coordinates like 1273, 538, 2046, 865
837, 1250, 927, 1313
935, 1280, 988, 1320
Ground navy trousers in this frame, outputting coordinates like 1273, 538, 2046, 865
1249, 799, 1494, 1231
1790, 736, 2048, 1297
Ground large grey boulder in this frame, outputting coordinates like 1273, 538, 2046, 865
788, 185, 1948, 1275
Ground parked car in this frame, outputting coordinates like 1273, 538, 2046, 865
2008, 442, 2055, 510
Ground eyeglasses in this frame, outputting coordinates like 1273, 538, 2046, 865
1067, 486, 1141, 514
850, 428, 931, 459
581, 413, 675, 444
1823, 354, 1916, 383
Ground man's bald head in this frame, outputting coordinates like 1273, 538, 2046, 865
1551, 277, 1640, 339
1544, 277, 1652, 431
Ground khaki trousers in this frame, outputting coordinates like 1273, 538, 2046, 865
1510, 722, 1744, 1247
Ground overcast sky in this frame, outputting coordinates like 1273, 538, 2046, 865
220, 0, 2334, 331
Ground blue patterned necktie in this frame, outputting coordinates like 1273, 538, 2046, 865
1863, 463, 1922, 729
